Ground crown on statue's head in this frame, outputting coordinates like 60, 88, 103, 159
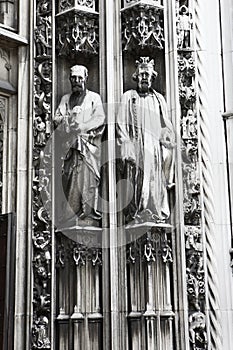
132, 57, 158, 81
135, 57, 155, 70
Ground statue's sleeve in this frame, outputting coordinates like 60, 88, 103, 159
117, 91, 136, 162
79, 93, 105, 133
157, 93, 175, 186
157, 93, 174, 133
117, 93, 130, 141
54, 94, 69, 126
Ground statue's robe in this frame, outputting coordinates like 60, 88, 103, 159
54, 89, 105, 222
117, 89, 175, 223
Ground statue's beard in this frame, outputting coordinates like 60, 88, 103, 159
138, 81, 151, 93
71, 82, 85, 93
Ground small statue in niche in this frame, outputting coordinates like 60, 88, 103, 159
117, 57, 175, 224
182, 109, 197, 139
54, 65, 105, 227
35, 16, 52, 57
189, 311, 207, 350
34, 116, 46, 146
32, 316, 51, 349
177, 5, 193, 49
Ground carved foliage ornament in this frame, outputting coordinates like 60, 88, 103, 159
121, 5, 164, 51
32, 1, 53, 349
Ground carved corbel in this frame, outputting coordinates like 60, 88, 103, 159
56, 2, 99, 56
121, 1, 165, 52
58, 0, 96, 13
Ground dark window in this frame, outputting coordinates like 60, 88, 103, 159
0, 213, 15, 350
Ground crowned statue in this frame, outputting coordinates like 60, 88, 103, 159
117, 57, 175, 224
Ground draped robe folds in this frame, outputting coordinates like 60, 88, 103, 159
54, 89, 105, 222
117, 89, 175, 223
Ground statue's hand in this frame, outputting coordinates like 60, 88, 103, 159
54, 114, 64, 126
69, 120, 80, 132
160, 128, 175, 149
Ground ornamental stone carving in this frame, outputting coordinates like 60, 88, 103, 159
56, 1, 99, 56
58, 0, 96, 13
55, 232, 103, 346
32, 316, 51, 349
0, 48, 11, 72
32, 2, 53, 349
37, 0, 52, 16
126, 225, 174, 347
121, 3, 164, 51
126, 227, 173, 265
35, 16, 52, 58
189, 312, 207, 350
176, 1, 207, 348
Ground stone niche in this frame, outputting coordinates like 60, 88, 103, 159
121, 0, 166, 93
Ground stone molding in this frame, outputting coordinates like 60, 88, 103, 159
195, 0, 223, 348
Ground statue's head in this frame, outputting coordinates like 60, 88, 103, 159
132, 57, 158, 93
70, 65, 88, 93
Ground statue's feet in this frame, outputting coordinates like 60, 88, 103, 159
126, 210, 167, 225
56, 213, 101, 230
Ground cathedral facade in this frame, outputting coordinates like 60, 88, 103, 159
0, 0, 233, 349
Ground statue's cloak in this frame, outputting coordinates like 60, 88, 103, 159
117, 89, 175, 222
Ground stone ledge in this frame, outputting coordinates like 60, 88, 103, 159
0, 80, 16, 94
125, 221, 172, 237
0, 27, 28, 48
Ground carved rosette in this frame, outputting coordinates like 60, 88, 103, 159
32, 1, 53, 349
176, 1, 208, 349
56, 2, 99, 56
121, 1, 165, 52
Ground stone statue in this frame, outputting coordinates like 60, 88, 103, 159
189, 312, 207, 350
54, 65, 105, 226
177, 5, 192, 49
117, 57, 175, 224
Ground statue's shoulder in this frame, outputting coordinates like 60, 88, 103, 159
153, 90, 166, 103
86, 89, 102, 101
59, 93, 71, 104
121, 89, 137, 100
